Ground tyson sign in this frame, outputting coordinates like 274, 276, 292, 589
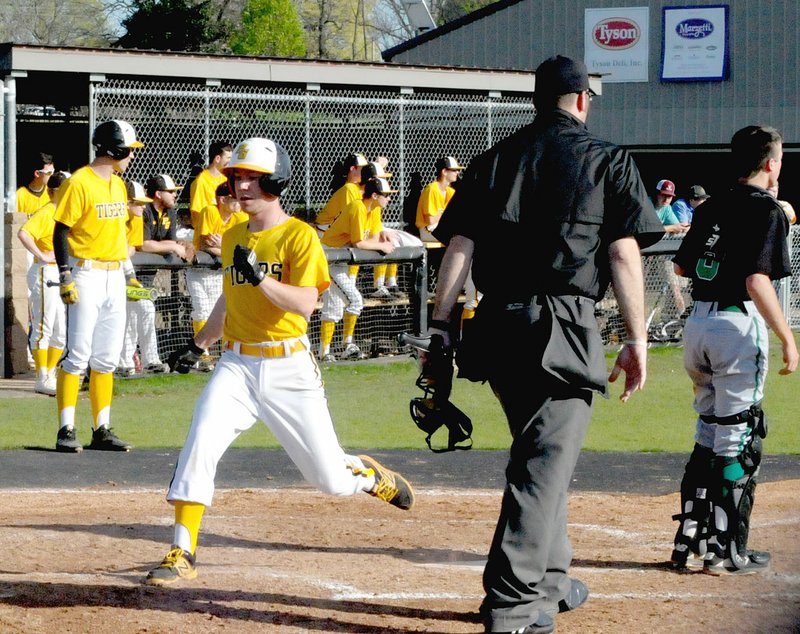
676, 18, 714, 39
592, 18, 640, 50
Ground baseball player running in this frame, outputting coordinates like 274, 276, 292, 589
143, 138, 414, 586
52, 120, 143, 453
17, 170, 71, 395
671, 125, 798, 575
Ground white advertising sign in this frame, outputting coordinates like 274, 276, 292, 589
661, 5, 729, 81
585, 7, 649, 83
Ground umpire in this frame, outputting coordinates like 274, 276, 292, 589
425, 55, 664, 633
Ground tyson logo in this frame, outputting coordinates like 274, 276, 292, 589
676, 18, 714, 39
593, 18, 640, 49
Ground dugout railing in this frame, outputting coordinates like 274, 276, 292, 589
127, 230, 800, 374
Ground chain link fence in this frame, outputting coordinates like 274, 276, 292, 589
94, 79, 535, 226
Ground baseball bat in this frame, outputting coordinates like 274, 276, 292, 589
126, 286, 159, 301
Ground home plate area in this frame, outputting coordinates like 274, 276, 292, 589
0, 484, 797, 633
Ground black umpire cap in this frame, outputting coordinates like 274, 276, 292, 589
534, 55, 595, 101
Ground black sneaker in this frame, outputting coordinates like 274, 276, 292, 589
56, 426, 82, 453
88, 426, 133, 452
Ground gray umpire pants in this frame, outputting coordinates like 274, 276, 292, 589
481, 368, 593, 632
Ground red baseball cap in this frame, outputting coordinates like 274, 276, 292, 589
656, 179, 676, 195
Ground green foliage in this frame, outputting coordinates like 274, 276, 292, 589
229, 0, 307, 58
2, 340, 798, 453
115, 0, 229, 52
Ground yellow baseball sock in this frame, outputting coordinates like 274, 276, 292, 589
89, 370, 114, 430
373, 264, 386, 289
46, 347, 63, 374
387, 263, 398, 286
174, 501, 205, 555
348, 264, 359, 279
343, 312, 358, 341
320, 320, 335, 354
32, 348, 47, 376
56, 369, 81, 428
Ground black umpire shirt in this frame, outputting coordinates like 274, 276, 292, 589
434, 109, 664, 302
673, 183, 791, 305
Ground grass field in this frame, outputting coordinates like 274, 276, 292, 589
3, 338, 799, 453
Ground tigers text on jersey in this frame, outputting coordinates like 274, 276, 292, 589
53, 165, 129, 261
20, 201, 57, 256
222, 218, 330, 342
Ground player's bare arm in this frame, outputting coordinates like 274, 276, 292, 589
18, 229, 55, 263
355, 237, 395, 254
607, 236, 648, 401
746, 272, 799, 374
431, 234, 474, 327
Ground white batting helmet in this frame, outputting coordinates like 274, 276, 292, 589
226, 137, 291, 197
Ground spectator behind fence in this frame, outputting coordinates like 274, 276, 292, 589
118, 181, 166, 376
672, 184, 710, 225
423, 55, 664, 633
653, 179, 689, 234
188, 141, 232, 229
319, 177, 397, 362
670, 125, 797, 575
187, 181, 248, 372
17, 170, 71, 395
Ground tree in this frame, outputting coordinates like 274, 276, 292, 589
0, 0, 115, 46
229, 0, 306, 57
114, 0, 229, 52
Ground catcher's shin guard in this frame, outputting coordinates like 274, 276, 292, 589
706, 406, 768, 572
671, 443, 714, 568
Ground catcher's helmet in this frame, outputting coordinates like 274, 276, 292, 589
226, 137, 291, 197
92, 120, 143, 160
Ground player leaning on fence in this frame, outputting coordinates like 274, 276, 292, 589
143, 137, 414, 586
670, 125, 798, 575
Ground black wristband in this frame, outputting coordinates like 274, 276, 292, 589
188, 341, 205, 355
429, 319, 451, 332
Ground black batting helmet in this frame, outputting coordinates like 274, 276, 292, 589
92, 120, 144, 160
225, 137, 291, 197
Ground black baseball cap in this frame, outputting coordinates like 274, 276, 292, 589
145, 174, 182, 196
534, 55, 594, 99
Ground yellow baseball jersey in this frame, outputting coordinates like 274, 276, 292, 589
53, 165, 129, 261
416, 181, 455, 229
16, 186, 51, 217
193, 203, 248, 251
321, 198, 381, 248
222, 217, 330, 342
20, 201, 57, 257
125, 212, 144, 249
315, 182, 362, 226
189, 169, 227, 227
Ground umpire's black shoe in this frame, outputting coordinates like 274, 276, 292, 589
88, 426, 132, 452
56, 426, 82, 453
558, 578, 589, 612
491, 612, 555, 634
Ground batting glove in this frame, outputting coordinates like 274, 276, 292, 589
168, 341, 205, 374
233, 245, 266, 286
59, 269, 79, 305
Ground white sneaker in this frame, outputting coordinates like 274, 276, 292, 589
369, 287, 392, 300
340, 343, 364, 360
34, 374, 56, 396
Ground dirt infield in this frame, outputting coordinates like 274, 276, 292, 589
0, 482, 798, 633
